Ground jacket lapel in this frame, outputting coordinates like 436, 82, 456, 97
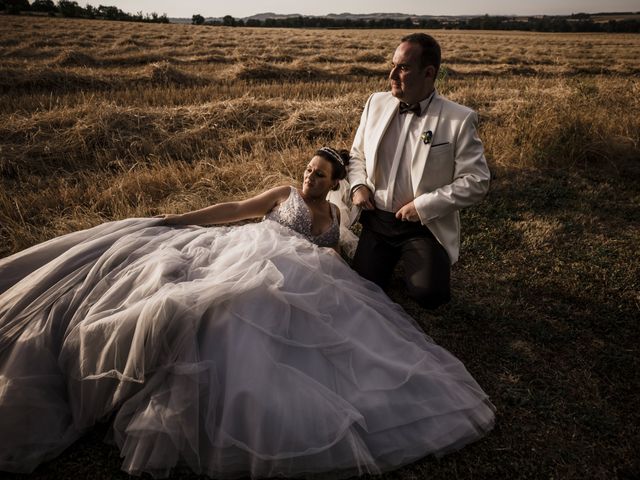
367, 96, 399, 180
411, 93, 443, 193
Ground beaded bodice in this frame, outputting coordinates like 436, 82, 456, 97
265, 187, 339, 248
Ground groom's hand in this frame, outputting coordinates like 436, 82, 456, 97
351, 186, 375, 210
395, 201, 420, 222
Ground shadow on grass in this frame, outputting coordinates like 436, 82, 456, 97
384, 162, 639, 479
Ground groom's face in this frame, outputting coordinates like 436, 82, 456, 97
389, 41, 435, 104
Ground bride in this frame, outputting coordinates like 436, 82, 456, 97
0, 147, 495, 478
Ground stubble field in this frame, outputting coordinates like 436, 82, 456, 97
0, 14, 639, 480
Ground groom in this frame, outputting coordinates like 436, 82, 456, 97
347, 33, 490, 309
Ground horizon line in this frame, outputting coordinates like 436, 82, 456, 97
174, 10, 639, 19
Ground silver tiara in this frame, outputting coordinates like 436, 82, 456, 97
319, 147, 344, 167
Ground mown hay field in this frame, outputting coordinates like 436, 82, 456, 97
1, 14, 639, 480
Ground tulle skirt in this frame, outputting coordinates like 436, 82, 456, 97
0, 218, 495, 478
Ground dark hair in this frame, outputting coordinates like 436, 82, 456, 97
401, 33, 441, 73
315, 147, 350, 184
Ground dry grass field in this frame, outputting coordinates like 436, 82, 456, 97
1, 14, 639, 480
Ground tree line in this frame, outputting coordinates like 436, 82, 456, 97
2, 1, 638, 32
193, 13, 640, 33
1, 0, 169, 23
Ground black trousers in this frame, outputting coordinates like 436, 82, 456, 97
352, 209, 451, 309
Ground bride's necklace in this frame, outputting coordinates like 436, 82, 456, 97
300, 191, 325, 206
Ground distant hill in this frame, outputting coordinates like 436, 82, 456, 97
169, 12, 474, 23
243, 12, 472, 21
241, 11, 640, 21
168, 11, 640, 32
245, 12, 306, 20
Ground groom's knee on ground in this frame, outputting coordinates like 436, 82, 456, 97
405, 278, 450, 309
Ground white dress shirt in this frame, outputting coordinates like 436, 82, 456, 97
373, 93, 434, 213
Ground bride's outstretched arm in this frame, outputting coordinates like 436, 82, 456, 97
159, 185, 291, 226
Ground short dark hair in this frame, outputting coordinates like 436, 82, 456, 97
401, 33, 441, 73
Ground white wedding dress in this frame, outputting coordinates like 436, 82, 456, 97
0, 187, 495, 478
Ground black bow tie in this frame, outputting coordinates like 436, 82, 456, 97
399, 102, 422, 116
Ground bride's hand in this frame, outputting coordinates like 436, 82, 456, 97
155, 213, 183, 225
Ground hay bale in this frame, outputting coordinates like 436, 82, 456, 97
355, 52, 386, 63
230, 61, 329, 82
52, 49, 98, 67
145, 61, 202, 85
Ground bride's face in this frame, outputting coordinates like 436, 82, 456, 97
302, 156, 336, 198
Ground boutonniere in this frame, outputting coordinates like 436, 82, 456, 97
420, 130, 433, 145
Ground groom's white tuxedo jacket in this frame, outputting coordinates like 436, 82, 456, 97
348, 91, 490, 264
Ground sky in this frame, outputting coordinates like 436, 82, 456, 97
81, 0, 640, 19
